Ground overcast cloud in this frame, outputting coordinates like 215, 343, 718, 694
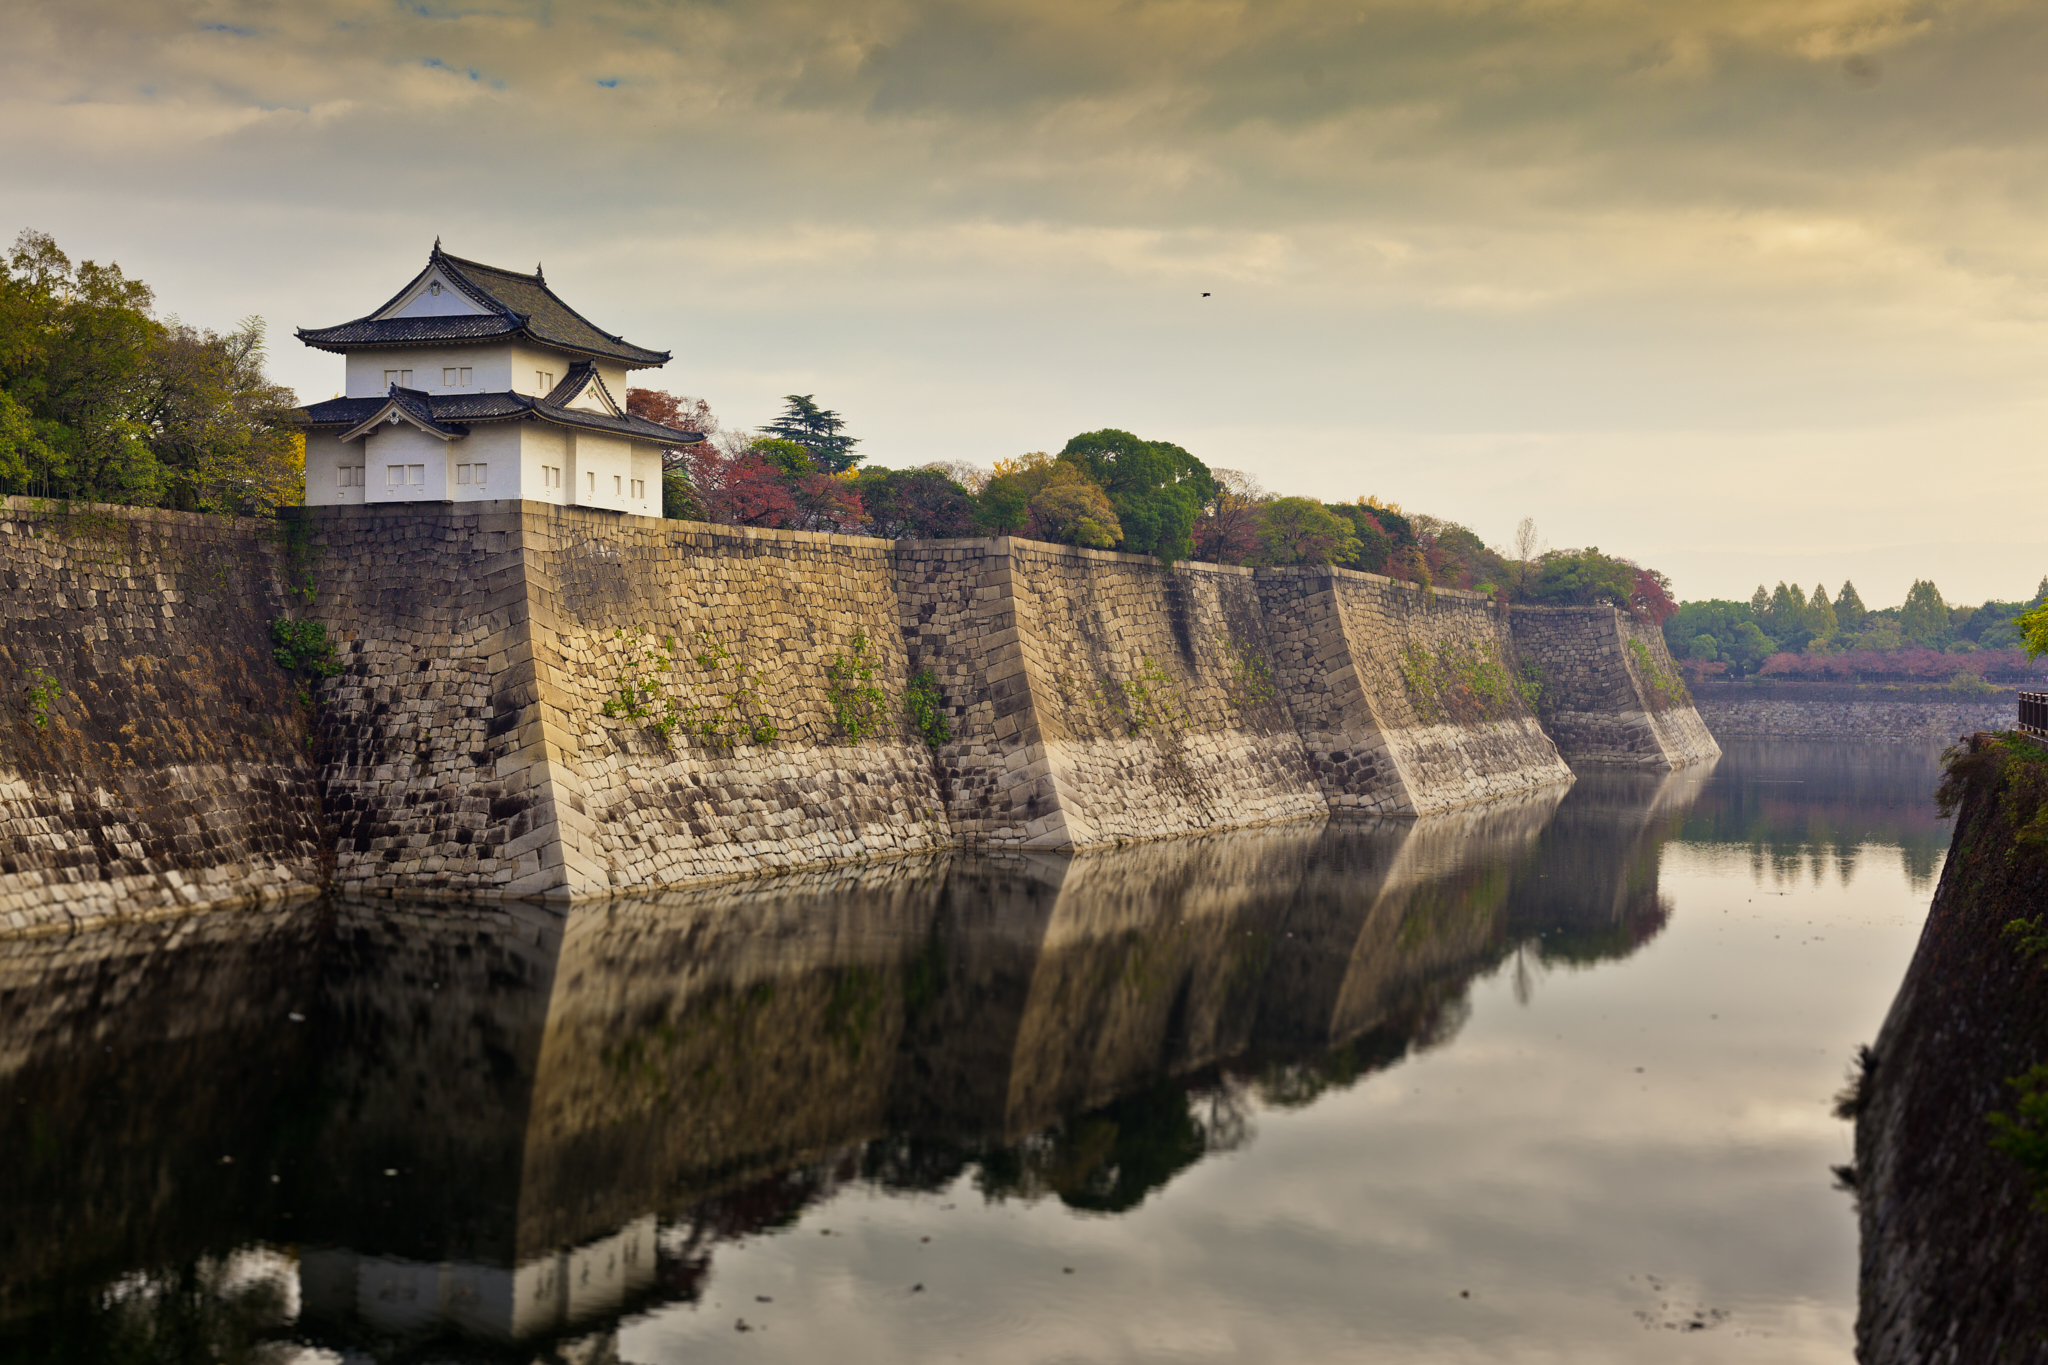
5, 0, 2044, 602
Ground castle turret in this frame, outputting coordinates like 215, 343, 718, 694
289, 244, 701, 513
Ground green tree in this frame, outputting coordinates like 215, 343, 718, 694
1750, 584, 1772, 624
1527, 548, 1639, 610
1834, 580, 1868, 632
1723, 621, 1777, 674
1770, 582, 1801, 631
1326, 503, 1393, 573
1030, 465, 1122, 547
661, 465, 704, 520
1057, 428, 1216, 563
1256, 497, 1361, 566
762, 394, 861, 473
1688, 634, 1719, 660
1898, 579, 1949, 645
1807, 583, 1838, 637
0, 230, 302, 509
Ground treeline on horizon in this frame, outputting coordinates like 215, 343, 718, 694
1666, 578, 2048, 686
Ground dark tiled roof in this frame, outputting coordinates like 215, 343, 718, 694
296, 245, 671, 367
293, 384, 704, 446
294, 315, 523, 348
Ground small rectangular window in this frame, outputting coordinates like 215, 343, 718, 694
587, 470, 596, 492
456, 464, 471, 485
386, 465, 404, 487
475, 463, 487, 485
408, 464, 424, 486
613, 475, 622, 494
631, 479, 644, 498
400, 370, 412, 387
443, 367, 457, 386
460, 367, 472, 385
339, 466, 350, 488
384, 369, 398, 387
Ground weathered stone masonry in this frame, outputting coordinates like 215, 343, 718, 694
1511, 604, 1720, 768
0, 499, 325, 936
0, 499, 1718, 927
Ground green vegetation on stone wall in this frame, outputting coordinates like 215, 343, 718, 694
1627, 637, 1690, 712
1396, 640, 1537, 726
904, 668, 951, 749
23, 668, 62, 732
600, 628, 779, 748
825, 631, 887, 744
1218, 635, 1277, 711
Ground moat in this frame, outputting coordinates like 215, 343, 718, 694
1, 740, 1945, 1364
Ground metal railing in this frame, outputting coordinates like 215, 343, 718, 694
2021, 692, 2048, 737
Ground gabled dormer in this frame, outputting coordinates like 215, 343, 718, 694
544, 363, 625, 416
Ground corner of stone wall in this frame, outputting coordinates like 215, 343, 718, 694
1510, 604, 1719, 769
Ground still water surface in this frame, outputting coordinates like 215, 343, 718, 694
0, 740, 1949, 1363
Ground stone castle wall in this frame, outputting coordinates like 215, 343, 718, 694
1511, 604, 1719, 767
0, 499, 325, 936
304, 501, 949, 902
0, 500, 1723, 923
895, 539, 1326, 847
1693, 690, 2010, 745
1318, 570, 1574, 812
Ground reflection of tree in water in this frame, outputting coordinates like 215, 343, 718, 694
1680, 740, 1950, 893
12, 1252, 298, 1365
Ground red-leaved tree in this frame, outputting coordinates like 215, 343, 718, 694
688, 446, 798, 527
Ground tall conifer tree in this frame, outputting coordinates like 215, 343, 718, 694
1808, 583, 1838, 635
1835, 580, 1867, 630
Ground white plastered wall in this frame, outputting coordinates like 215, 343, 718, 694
567, 431, 634, 512
630, 446, 663, 518
520, 422, 572, 505
344, 345, 513, 399
447, 424, 523, 502
302, 431, 368, 507
361, 424, 455, 503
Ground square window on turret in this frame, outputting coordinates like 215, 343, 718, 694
444, 368, 457, 386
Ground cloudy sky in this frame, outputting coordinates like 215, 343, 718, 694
5, 0, 2044, 604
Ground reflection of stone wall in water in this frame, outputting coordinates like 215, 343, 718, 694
0, 903, 325, 1289
0, 759, 1722, 1351
1507, 764, 1712, 964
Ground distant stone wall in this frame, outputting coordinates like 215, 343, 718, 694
895, 538, 1325, 847
1511, 604, 1719, 767
1317, 570, 1574, 812
1693, 690, 2009, 745
0, 499, 324, 936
